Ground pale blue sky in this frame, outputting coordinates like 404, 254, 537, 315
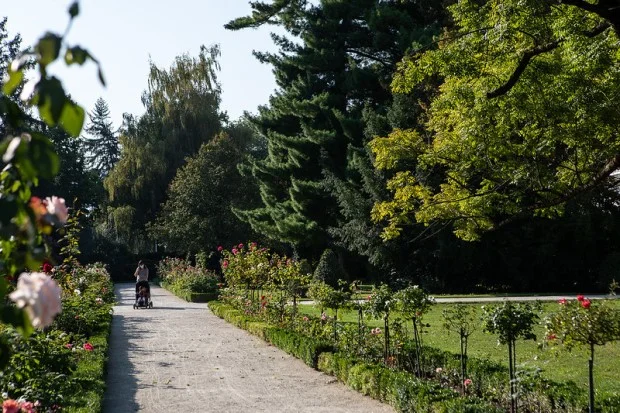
4, 0, 281, 128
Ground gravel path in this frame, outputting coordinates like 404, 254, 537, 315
103, 283, 394, 413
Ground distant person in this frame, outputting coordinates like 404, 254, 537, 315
134, 260, 149, 298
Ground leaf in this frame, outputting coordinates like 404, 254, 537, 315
36, 77, 67, 126
97, 67, 106, 87
27, 132, 60, 179
64, 46, 89, 66
36, 33, 62, 67
69, 1, 79, 18
59, 101, 85, 137
2, 69, 23, 95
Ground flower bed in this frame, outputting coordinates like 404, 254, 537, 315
1, 263, 115, 412
157, 258, 220, 302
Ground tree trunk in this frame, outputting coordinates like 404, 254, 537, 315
589, 343, 595, 413
508, 340, 516, 413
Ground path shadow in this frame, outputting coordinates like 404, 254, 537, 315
102, 313, 141, 413
103, 285, 155, 413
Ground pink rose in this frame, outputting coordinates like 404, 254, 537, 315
238, 243, 244, 249
45, 196, 69, 224
83, 342, 94, 351
217, 246, 223, 252
222, 260, 229, 269
20, 402, 35, 413
65, 343, 73, 349
2, 399, 20, 413
303, 316, 309, 322
232, 248, 238, 255
558, 298, 567, 305
464, 378, 473, 387
9, 272, 62, 328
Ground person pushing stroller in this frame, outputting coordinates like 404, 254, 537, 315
134, 260, 150, 305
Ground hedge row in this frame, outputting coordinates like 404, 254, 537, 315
208, 301, 501, 412
208, 301, 332, 368
160, 281, 218, 303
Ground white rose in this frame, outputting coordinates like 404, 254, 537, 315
9, 272, 62, 328
45, 196, 69, 224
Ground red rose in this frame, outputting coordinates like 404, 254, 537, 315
547, 333, 557, 340
558, 298, 567, 305
577, 295, 585, 302
42, 261, 53, 273
581, 299, 591, 309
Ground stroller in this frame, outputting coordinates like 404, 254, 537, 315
133, 280, 153, 309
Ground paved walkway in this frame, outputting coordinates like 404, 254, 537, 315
103, 283, 393, 413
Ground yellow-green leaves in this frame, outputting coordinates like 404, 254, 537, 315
369, 129, 425, 170
371, 0, 620, 241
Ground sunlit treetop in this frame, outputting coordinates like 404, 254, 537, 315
371, 0, 620, 241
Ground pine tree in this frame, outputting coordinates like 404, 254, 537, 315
230, 0, 442, 262
82, 98, 119, 177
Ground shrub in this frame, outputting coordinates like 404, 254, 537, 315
313, 249, 346, 286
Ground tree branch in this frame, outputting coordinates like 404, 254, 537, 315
497, 153, 620, 227
487, 22, 611, 99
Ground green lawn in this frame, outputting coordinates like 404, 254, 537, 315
298, 300, 620, 394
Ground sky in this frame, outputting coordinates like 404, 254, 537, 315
3, 0, 282, 128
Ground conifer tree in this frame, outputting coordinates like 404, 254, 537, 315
229, 0, 443, 263
82, 98, 119, 177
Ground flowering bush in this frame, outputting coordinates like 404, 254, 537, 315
546, 296, 620, 413
158, 257, 219, 295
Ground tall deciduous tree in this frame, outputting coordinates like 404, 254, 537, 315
149, 122, 265, 253
371, 0, 620, 241
103, 45, 226, 251
82, 97, 119, 177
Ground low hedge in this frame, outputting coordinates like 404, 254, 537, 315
318, 352, 503, 413
209, 302, 502, 412
160, 281, 219, 303
209, 301, 333, 368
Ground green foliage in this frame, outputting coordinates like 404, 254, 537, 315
547, 296, 620, 412
0, 1, 103, 365
157, 257, 220, 297
103, 45, 225, 251
149, 124, 263, 253
313, 249, 345, 286
547, 297, 620, 350
482, 302, 540, 346
371, 0, 620, 241
209, 301, 333, 368
230, 0, 445, 264
82, 98, 119, 177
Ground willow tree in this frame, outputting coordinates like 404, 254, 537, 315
104, 45, 225, 250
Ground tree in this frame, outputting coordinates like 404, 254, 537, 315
547, 296, 620, 413
229, 0, 446, 265
370, 0, 620, 241
103, 45, 225, 251
82, 98, 119, 177
148, 122, 264, 253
